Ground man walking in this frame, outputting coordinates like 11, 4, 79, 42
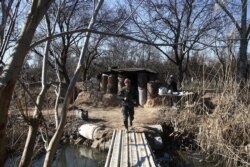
119, 78, 137, 130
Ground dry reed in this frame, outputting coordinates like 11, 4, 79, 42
196, 82, 250, 166
164, 79, 250, 166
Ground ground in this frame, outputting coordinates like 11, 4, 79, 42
76, 105, 164, 129
7, 83, 250, 166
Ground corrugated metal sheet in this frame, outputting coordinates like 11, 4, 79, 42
103, 68, 157, 74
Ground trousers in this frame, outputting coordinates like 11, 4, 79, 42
121, 105, 134, 128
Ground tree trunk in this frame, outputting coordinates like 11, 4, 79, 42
19, 121, 39, 167
61, 64, 70, 85
19, 13, 53, 166
237, 0, 248, 87
54, 83, 61, 129
43, 1, 104, 166
215, 0, 249, 87
237, 36, 248, 87
19, 56, 50, 167
0, 1, 52, 165
0, 82, 15, 165
82, 67, 88, 81
178, 62, 184, 88
43, 70, 80, 167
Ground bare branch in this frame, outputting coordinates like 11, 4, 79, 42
30, 28, 178, 49
215, 0, 241, 32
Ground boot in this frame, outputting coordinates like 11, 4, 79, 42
130, 119, 133, 126
124, 121, 128, 130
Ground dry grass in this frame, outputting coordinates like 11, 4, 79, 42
9, 78, 250, 166
162, 80, 250, 166
197, 94, 250, 166
195, 82, 250, 166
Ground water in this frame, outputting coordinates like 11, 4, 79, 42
155, 150, 222, 167
5, 145, 222, 167
5, 145, 107, 167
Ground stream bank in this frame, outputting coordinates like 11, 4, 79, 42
6, 103, 244, 167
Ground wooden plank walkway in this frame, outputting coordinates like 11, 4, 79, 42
105, 129, 157, 167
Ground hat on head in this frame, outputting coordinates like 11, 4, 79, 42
124, 78, 131, 83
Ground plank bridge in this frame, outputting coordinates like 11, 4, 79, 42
105, 129, 157, 167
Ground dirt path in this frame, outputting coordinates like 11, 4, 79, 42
81, 105, 164, 128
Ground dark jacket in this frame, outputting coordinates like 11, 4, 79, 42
119, 86, 137, 106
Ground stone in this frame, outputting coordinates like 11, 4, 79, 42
153, 136, 164, 150
74, 109, 88, 120
74, 138, 84, 145
91, 139, 100, 149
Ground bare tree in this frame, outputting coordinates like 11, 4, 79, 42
43, 0, 104, 166
215, 0, 249, 87
50, 0, 88, 84
81, 36, 104, 80
130, 0, 218, 84
212, 30, 237, 82
0, 1, 52, 165
0, 0, 20, 64
31, 0, 91, 85
19, 12, 58, 167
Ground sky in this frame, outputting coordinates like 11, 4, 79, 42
2, 0, 250, 63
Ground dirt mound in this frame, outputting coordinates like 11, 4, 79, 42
73, 91, 94, 106
145, 97, 163, 107
72, 91, 121, 107
102, 94, 120, 107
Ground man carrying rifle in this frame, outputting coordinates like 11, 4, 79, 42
119, 78, 137, 130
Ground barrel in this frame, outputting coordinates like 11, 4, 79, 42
101, 74, 108, 93
137, 72, 148, 89
138, 88, 147, 105
147, 81, 160, 99
117, 76, 125, 94
107, 75, 118, 94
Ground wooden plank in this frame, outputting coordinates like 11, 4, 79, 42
129, 132, 139, 167
109, 130, 122, 167
142, 133, 157, 167
120, 130, 129, 167
129, 132, 133, 167
136, 133, 151, 167
105, 130, 157, 167
128, 132, 132, 167
104, 130, 116, 167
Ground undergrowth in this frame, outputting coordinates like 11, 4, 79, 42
163, 79, 250, 166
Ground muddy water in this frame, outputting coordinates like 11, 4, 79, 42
40, 145, 107, 167
5, 145, 220, 167
5, 145, 107, 167
155, 150, 222, 167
